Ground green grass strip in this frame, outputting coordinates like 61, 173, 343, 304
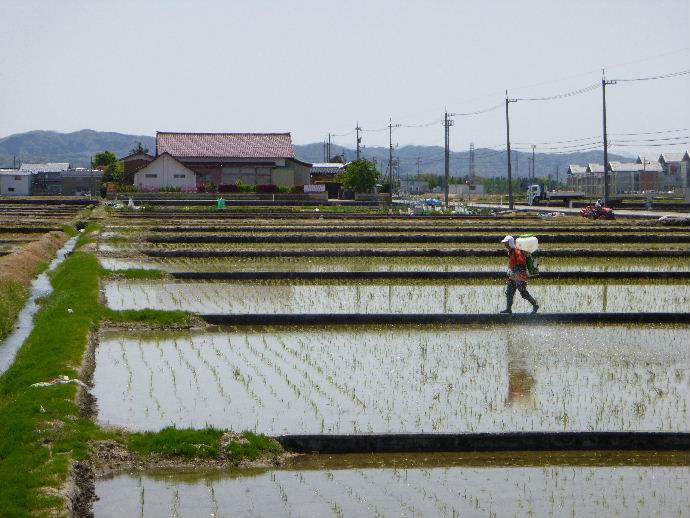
127, 428, 223, 458
0, 252, 104, 516
127, 428, 283, 463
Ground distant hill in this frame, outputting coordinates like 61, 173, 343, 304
0, 130, 155, 167
0, 129, 631, 179
293, 142, 632, 181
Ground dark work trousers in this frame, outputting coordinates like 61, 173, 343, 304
506, 279, 537, 309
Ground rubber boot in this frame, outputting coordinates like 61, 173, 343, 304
524, 292, 539, 314
501, 287, 514, 314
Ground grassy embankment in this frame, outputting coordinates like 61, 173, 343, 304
0, 228, 281, 517
0, 230, 73, 341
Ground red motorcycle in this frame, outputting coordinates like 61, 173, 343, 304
580, 204, 615, 220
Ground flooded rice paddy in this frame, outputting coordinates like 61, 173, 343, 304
94, 453, 690, 517
93, 326, 690, 434
102, 280, 690, 314
98, 255, 690, 273
88, 213, 690, 516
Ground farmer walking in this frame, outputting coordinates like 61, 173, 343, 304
500, 235, 539, 314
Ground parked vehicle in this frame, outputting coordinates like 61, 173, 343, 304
527, 184, 585, 206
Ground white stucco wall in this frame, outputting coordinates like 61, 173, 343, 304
134, 154, 196, 191
0, 173, 32, 196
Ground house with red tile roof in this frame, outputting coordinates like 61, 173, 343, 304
128, 132, 311, 191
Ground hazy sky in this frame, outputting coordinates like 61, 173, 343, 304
1, 0, 688, 155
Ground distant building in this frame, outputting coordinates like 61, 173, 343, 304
125, 132, 311, 191
658, 152, 690, 191
609, 161, 663, 193
0, 169, 33, 196
398, 179, 429, 195
134, 153, 196, 192
119, 151, 154, 184
567, 153, 687, 196
447, 183, 485, 195
310, 163, 346, 182
61, 169, 103, 196
20, 162, 70, 195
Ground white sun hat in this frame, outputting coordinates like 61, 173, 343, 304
500, 235, 515, 248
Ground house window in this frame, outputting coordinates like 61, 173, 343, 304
8, 187, 15, 192
145, 174, 157, 178
173, 174, 186, 179
14, 175, 22, 181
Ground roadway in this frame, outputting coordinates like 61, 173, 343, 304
468, 202, 690, 219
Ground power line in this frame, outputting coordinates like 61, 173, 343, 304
513, 82, 600, 102
610, 128, 689, 136
513, 141, 602, 151
611, 135, 690, 143
612, 69, 690, 82
330, 129, 356, 137
397, 118, 442, 128
514, 135, 601, 145
611, 141, 690, 148
449, 102, 504, 117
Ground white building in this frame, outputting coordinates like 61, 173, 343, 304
0, 170, 33, 196
658, 152, 690, 191
133, 152, 197, 191
399, 179, 429, 195
448, 183, 485, 195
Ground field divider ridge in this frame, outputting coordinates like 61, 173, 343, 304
171, 270, 690, 281
199, 312, 690, 325
275, 432, 690, 454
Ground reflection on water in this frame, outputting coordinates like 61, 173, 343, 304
93, 326, 690, 433
103, 280, 690, 314
94, 453, 690, 517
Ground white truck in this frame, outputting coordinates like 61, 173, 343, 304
527, 184, 585, 206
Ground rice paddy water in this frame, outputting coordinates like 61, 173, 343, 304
90, 209, 690, 515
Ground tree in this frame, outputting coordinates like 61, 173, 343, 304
92, 150, 117, 168
341, 159, 380, 193
102, 161, 124, 184
130, 141, 149, 155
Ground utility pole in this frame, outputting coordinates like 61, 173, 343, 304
356, 123, 362, 161
443, 110, 454, 208
322, 141, 326, 162
505, 92, 516, 210
469, 143, 476, 184
388, 119, 393, 204
327, 133, 331, 162
602, 69, 616, 206
531, 144, 536, 180
416, 155, 421, 176
514, 150, 518, 179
